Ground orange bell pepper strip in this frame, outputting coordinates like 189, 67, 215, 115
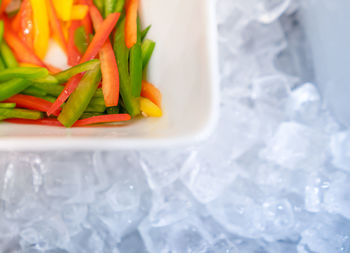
11, 6, 22, 32
90, 5, 119, 107
30, 0, 50, 59
0, 0, 12, 15
125, 0, 139, 48
3, 21, 46, 67
141, 81, 162, 108
5, 94, 61, 116
47, 0, 67, 53
67, 20, 82, 66
47, 12, 120, 116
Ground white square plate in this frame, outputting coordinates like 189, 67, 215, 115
0, 0, 219, 150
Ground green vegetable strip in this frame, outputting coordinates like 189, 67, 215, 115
58, 66, 102, 127
74, 26, 88, 55
0, 67, 49, 82
33, 75, 58, 85
38, 96, 56, 103
129, 18, 142, 97
80, 112, 104, 119
0, 103, 16, 108
0, 21, 4, 46
115, 0, 125, 13
0, 56, 6, 70
106, 106, 119, 114
89, 97, 105, 107
0, 42, 18, 68
32, 83, 63, 97
0, 79, 32, 101
141, 39, 155, 70
93, 0, 104, 15
0, 116, 7, 121
0, 108, 42, 120
104, 0, 116, 18
141, 25, 151, 42
22, 87, 47, 97
54, 59, 100, 84
114, 16, 140, 117
85, 104, 106, 113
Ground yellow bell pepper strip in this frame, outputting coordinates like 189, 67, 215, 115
90, 5, 120, 107
52, 0, 73, 21
58, 65, 101, 127
71, 5, 89, 20
141, 80, 162, 108
48, 12, 119, 116
47, 0, 67, 52
30, 0, 50, 59
139, 97, 162, 117
125, 0, 139, 49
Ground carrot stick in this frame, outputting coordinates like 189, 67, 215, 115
141, 81, 162, 108
125, 0, 139, 48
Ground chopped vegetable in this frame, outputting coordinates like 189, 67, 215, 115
129, 18, 142, 97
71, 5, 89, 20
0, 108, 42, 120
0, 67, 48, 82
0, 41, 18, 68
74, 26, 89, 54
19, 0, 34, 50
125, 0, 139, 48
73, 114, 131, 126
22, 87, 47, 97
30, 0, 50, 59
139, 97, 162, 117
68, 21, 83, 66
6, 94, 61, 116
141, 25, 151, 42
114, 15, 140, 117
47, 0, 67, 52
0, 103, 16, 108
141, 81, 162, 108
53, 0, 74, 21
58, 65, 101, 127
90, 5, 119, 107
0, 79, 32, 101
141, 39, 155, 70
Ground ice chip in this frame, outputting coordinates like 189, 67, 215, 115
330, 131, 350, 172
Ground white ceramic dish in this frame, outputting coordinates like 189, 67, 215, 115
0, 0, 219, 150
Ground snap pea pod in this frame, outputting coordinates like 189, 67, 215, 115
0, 67, 49, 82
130, 18, 142, 97
141, 25, 151, 42
0, 79, 32, 101
22, 87, 47, 97
141, 39, 155, 70
74, 26, 88, 55
58, 66, 102, 127
54, 59, 100, 84
0, 42, 18, 68
113, 16, 140, 117
0, 103, 16, 108
0, 108, 42, 120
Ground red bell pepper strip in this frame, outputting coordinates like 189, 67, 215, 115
3, 19, 46, 68
47, 0, 67, 53
73, 114, 131, 126
67, 20, 82, 66
125, 0, 139, 49
5, 114, 131, 127
47, 12, 120, 116
5, 118, 63, 126
6, 94, 61, 116
90, 5, 119, 107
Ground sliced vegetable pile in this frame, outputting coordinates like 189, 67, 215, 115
0, 0, 161, 127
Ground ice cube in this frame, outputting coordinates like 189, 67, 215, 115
117, 231, 148, 253
261, 122, 328, 170
67, 229, 104, 253
298, 213, 350, 253
61, 204, 88, 236
330, 131, 350, 172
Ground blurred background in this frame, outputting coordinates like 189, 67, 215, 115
0, 0, 350, 252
